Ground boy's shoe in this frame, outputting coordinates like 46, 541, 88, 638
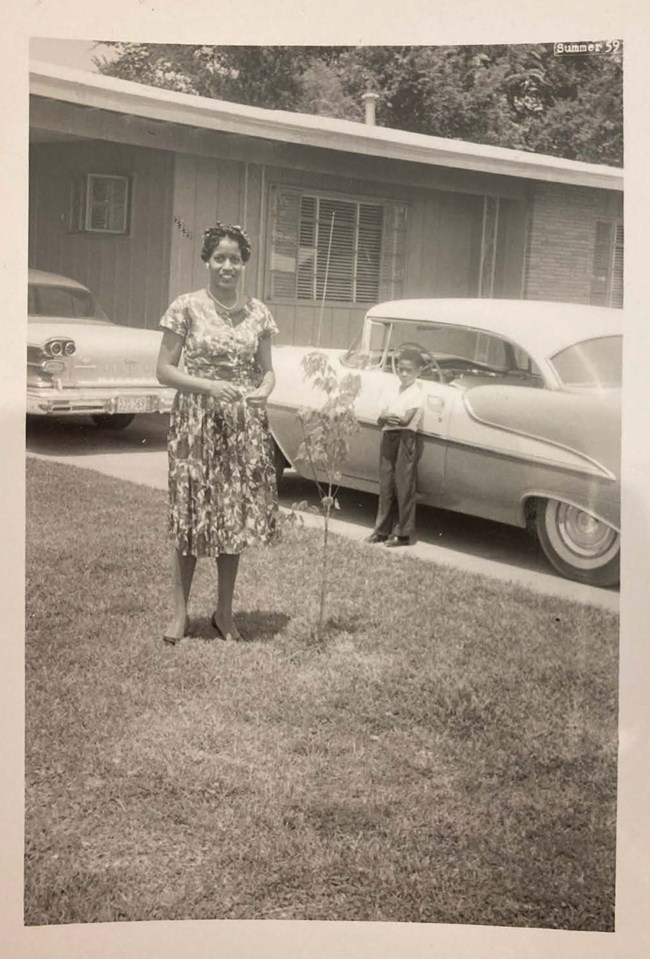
385, 535, 412, 548
365, 533, 388, 544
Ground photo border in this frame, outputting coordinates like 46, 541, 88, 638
3, 2, 649, 956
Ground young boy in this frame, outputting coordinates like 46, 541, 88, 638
366, 347, 426, 547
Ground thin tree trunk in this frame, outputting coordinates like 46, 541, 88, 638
317, 505, 330, 642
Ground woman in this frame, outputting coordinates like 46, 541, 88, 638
156, 223, 279, 644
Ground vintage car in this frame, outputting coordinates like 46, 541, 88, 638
268, 299, 622, 587
27, 269, 174, 428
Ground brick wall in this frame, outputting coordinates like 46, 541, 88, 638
523, 182, 623, 304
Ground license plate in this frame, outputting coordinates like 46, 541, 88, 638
116, 395, 153, 414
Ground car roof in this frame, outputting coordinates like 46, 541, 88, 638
366, 299, 622, 357
28, 268, 90, 291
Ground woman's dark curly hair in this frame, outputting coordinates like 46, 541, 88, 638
201, 222, 252, 263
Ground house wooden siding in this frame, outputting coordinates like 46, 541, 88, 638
29, 140, 174, 329
169, 155, 265, 308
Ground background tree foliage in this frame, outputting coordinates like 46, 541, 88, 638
95, 43, 623, 166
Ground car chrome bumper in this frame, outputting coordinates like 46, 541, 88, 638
26, 386, 175, 416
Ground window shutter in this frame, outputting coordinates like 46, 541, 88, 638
610, 224, 624, 308
269, 187, 300, 299
379, 202, 408, 301
356, 203, 383, 302
590, 221, 614, 306
297, 195, 317, 300
67, 177, 85, 233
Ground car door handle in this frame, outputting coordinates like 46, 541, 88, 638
426, 396, 445, 412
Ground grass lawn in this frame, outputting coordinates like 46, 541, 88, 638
25, 457, 618, 929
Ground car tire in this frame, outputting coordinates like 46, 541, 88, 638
271, 437, 288, 487
90, 413, 136, 430
534, 497, 620, 587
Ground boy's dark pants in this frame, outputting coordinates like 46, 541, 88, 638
373, 429, 423, 539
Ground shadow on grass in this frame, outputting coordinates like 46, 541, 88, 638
323, 612, 368, 635
189, 609, 291, 643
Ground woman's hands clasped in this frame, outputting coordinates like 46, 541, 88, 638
208, 380, 242, 403
206, 380, 270, 408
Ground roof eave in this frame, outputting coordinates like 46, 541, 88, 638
29, 60, 624, 192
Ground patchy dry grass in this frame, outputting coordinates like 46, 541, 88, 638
25, 458, 618, 929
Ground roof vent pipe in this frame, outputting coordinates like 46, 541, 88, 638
362, 91, 380, 126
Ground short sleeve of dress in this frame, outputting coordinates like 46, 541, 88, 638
160, 295, 190, 339
257, 302, 279, 338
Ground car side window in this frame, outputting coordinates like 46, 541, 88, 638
31, 285, 106, 319
513, 344, 543, 378
38, 286, 85, 317
475, 333, 508, 369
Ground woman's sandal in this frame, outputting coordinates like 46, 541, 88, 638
163, 617, 190, 646
211, 612, 248, 643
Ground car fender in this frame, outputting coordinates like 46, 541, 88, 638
517, 486, 620, 531
461, 384, 621, 481
269, 345, 348, 467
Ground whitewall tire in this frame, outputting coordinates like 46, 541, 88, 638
535, 498, 620, 587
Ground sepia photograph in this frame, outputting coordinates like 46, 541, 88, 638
23, 34, 624, 928
3, 3, 649, 957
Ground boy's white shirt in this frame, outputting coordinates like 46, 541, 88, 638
379, 379, 425, 431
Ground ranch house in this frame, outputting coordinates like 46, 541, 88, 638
29, 61, 623, 347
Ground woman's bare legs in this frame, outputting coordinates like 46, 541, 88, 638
163, 548, 197, 640
214, 553, 241, 640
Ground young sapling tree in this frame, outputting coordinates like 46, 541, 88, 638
294, 351, 362, 643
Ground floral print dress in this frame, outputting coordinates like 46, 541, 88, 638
160, 289, 279, 557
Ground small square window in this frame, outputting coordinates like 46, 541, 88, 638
84, 175, 131, 234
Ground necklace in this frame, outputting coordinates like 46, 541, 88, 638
207, 287, 239, 313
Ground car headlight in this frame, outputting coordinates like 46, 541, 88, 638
43, 338, 76, 358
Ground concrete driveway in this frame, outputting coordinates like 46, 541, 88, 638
26, 413, 619, 613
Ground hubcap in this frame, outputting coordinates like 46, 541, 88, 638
545, 500, 619, 569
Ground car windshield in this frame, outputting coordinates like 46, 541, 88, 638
549, 336, 622, 388
28, 283, 109, 321
342, 318, 544, 385
341, 320, 391, 369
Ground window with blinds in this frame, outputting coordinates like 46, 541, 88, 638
268, 186, 408, 304
590, 220, 624, 308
